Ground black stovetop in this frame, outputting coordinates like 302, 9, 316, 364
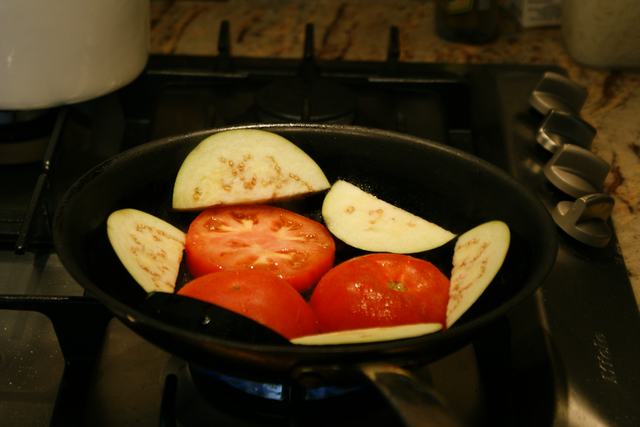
1, 24, 639, 427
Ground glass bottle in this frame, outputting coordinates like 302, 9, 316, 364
435, 0, 500, 44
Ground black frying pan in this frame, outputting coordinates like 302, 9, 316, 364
53, 124, 557, 424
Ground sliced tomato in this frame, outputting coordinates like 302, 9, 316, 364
177, 270, 319, 339
309, 253, 450, 332
185, 205, 335, 292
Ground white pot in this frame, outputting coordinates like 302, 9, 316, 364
0, 0, 149, 110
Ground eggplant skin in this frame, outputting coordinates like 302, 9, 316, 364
290, 323, 442, 345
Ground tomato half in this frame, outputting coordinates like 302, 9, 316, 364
309, 253, 450, 332
185, 205, 335, 292
177, 270, 319, 339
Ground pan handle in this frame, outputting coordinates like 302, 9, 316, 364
359, 362, 464, 427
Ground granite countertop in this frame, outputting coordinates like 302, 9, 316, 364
150, 0, 639, 305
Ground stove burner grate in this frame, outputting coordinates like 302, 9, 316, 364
257, 78, 356, 124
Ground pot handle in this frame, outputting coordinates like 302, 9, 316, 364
359, 362, 464, 427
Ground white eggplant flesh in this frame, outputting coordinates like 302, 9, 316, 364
290, 323, 442, 345
172, 129, 330, 210
446, 220, 510, 328
107, 209, 186, 293
321, 180, 455, 253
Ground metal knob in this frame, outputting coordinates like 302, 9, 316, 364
537, 110, 596, 153
543, 144, 610, 198
551, 193, 614, 247
530, 71, 588, 115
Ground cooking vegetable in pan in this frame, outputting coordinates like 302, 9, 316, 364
105, 130, 513, 345
106, 208, 185, 293
309, 253, 450, 331
54, 124, 556, 383
184, 205, 335, 292
177, 270, 319, 339
447, 221, 511, 327
291, 323, 443, 345
172, 129, 330, 210
322, 180, 455, 253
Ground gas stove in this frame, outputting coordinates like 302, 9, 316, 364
1, 23, 639, 426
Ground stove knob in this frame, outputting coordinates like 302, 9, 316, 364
537, 110, 596, 153
530, 71, 588, 115
543, 144, 610, 197
551, 193, 614, 247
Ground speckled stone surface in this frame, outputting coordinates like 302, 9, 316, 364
150, 0, 640, 305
